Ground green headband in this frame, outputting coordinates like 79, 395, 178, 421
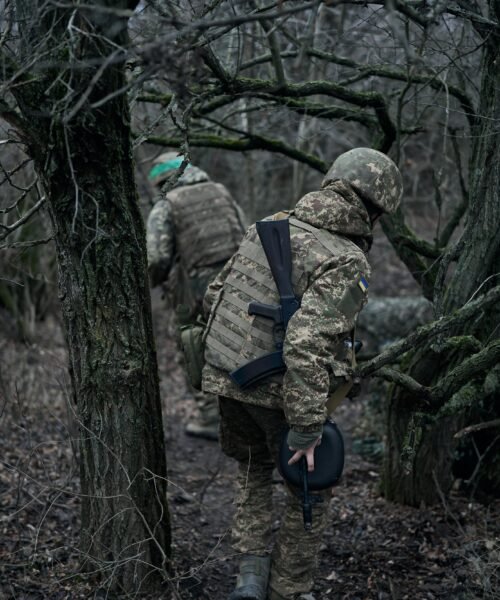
148, 157, 186, 179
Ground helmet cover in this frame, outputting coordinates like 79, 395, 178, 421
323, 148, 402, 214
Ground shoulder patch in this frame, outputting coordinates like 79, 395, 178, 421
358, 275, 369, 293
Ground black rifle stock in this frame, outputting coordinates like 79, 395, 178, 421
230, 219, 300, 388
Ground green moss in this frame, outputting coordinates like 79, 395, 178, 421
433, 335, 482, 355
400, 412, 427, 474
437, 382, 481, 419
484, 364, 500, 395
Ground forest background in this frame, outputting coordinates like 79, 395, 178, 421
1, 1, 499, 598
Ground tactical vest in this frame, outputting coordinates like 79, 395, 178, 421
204, 216, 363, 374
168, 181, 245, 273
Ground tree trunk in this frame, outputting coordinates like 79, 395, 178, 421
383, 5, 500, 505
12, 2, 171, 590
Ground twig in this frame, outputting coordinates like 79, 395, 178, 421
454, 419, 500, 439
0, 197, 46, 240
358, 285, 500, 378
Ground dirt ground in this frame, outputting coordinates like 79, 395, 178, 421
1, 230, 499, 599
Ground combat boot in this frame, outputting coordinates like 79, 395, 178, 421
228, 554, 271, 600
185, 397, 219, 441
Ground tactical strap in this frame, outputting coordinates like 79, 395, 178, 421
239, 237, 304, 285
289, 217, 358, 257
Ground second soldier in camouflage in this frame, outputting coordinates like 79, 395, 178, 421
146, 152, 247, 439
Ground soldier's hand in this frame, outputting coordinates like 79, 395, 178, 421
288, 436, 322, 472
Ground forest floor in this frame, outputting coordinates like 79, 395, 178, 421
1, 230, 499, 600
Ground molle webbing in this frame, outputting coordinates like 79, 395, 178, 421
205, 230, 281, 372
205, 217, 358, 375
206, 222, 302, 373
169, 182, 243, 272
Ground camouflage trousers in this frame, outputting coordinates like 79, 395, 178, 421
219, 397, 331, 600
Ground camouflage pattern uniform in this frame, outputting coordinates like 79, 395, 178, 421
202, 148, 403, 599
203, 180, 372, 598
147, 157, 246, 438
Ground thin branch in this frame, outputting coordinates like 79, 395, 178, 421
375, 366, 432, 400
454, 419, 500, 439
0, 197, 46, 241
0, 159, 34, 193
388, 230, 443, 259
251, 0, 287, 87
433, 339, 500, 402
141, 89, 380, 129
380, 210, 436, 299
438, 130, 469, 248
168, 1, 320, 33
358, 285, 500, 378
223, 77, 397, 150
0, 98, 29, 137
0, 235, 54, 251
144, 132, 327, 172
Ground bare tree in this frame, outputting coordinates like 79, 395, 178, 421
1, 0, 170, 591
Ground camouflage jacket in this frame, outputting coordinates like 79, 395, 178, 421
202, 180, 372, 432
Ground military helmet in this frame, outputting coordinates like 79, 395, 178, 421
153, 151, 182, 165
323, 148, 403, 214
149, 152, 185, 185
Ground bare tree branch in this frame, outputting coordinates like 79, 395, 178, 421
454, 418, 500, 439
358, 285, 500, 378
375, 366, 432, 400
220, 77, 397, 150
0, 197, 46, 241
433, 339, 500, 402
145, 132, 328, 171
0, 235, 54, 250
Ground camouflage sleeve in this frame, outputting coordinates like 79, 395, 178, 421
202, 252, 238, 319
146, 199, 175, 288
282, 255, 371, 431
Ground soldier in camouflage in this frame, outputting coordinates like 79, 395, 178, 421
146, 152, 246, 440
201, 148, 403, 599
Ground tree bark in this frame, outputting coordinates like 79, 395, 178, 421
10, 2, 171, 590
383, 5, 500, 505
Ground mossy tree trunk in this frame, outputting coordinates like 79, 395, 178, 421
383, 2, 500, 505
10, 1, 171, 591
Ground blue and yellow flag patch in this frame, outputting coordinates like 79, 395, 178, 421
358, 275, 369, 293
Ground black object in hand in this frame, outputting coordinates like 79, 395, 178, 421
278, 419, 345, 530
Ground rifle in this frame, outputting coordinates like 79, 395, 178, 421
230, 218, 300, 388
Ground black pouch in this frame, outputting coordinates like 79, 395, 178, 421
278, 419, 345, 491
